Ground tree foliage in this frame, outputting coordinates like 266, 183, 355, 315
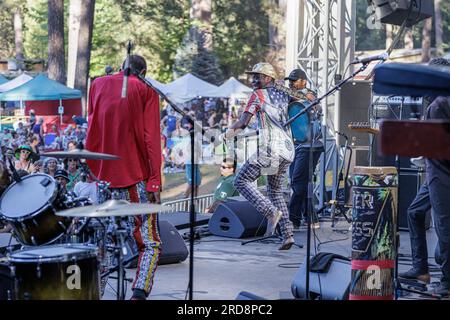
212, 0, 270, 79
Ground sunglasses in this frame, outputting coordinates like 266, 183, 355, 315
68, 159, 77, 162
221, 165, 233, 169
20, 150, 30, 154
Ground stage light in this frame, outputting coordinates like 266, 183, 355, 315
369, 0, 433, 27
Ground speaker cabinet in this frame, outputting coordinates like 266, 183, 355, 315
372, 0, 433, 27
208, 200, 267, 238
291, 255, 351, 300
338, 81, 373, 147
159, 220, 189, 265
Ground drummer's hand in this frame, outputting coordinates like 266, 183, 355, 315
148, 191, 161, 204
306, 92, 316, 102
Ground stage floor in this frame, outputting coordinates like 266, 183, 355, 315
101, 218, 447, 301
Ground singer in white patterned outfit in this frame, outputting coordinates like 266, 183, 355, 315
223, 62, 295, 250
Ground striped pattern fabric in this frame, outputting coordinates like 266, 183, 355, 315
111, 181, 161, 296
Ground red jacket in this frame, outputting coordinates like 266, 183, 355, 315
86, 72, 161, 192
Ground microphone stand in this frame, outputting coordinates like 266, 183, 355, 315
137, 74, 201, 300
283, 62, 370, 300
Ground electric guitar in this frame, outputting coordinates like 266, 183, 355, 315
347, 122, 380, 135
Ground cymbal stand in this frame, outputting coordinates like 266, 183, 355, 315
109, 216, 128, 300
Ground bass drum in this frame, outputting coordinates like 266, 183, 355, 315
8, 244, 100, 300
288, 100, 321, 143
0, 174, 71, 246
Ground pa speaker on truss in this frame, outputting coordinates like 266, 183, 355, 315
371, 0, 433, 27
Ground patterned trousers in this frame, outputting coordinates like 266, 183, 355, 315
234, 153, 294, 239
111, 182, 161, 296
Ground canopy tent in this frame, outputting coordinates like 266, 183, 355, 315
0, 74, 82, 130
0, 73, 33, 93
212, 77, 252, 98
161, 73, 221, 104
145, 77, 167, 94
0, 75, 8, 85
0, 73, 81, 101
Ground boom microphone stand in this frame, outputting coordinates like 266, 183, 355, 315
284, 62, 370, 299
137, 75, 203, 301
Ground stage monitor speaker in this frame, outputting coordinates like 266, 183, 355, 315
159, 220, 189, 265
371, 0, 433, 27
291, 256, 351, 300
398, 172, 431, 231
338, 80, 373, 146
208, 200, 267, 239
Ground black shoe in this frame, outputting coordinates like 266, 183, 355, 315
399, 268, 430, 284
131, 289, 147, 300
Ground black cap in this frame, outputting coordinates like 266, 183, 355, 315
284, 69, 307, 81
54, 169, 70, 181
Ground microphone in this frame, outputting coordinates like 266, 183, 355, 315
121, 41, 132, 98
351, 52, 389, 65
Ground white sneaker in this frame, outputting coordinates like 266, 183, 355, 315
264, 211, 282, 236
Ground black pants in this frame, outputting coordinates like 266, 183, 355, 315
288, 146, 322, 226
407, 182, 431, 272
428, 177, 450, 287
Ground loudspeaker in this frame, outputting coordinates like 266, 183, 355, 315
398, 173, 431, 231
291, 256, 351, 300
371, 0, 433, 27
235, 291, 267, 300
208, 200, 267, 238
159, 221, 189, 265
338, 80, 373, 146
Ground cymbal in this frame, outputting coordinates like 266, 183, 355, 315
56, 199, 173, 217
42, 149, 120, 160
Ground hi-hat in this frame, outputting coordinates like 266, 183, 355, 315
42, 149, 120, 160
56, 200, 172, 217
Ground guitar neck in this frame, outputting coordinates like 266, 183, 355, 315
348, 122, 379, 135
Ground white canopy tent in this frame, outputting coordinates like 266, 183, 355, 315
160, 73, 221, 104
213, 77, 252, 98
0, 73, 33, 93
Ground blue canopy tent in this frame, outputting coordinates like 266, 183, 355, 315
0, 74, 82, 129
0, 75, 8, 85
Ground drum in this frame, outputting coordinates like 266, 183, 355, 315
8, 244, 100, 300
0, 174, 71, 246
350, 166, 398, 300
288, 100, 321, 143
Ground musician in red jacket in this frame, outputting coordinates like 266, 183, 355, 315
86, 55, 161, 300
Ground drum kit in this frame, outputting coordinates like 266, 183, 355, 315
0, 148, 171, 300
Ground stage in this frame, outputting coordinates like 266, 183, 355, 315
100, 218, 445, 300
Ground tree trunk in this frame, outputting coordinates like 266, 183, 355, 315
404, 28, 414, 50
67, 0, 82, 88
434, 0, 443, 56
13, 7, 25, 63
47, 0, 66, 84
74, 0, 95, 113
190, 0, 212, 51
421, 18, 432, 63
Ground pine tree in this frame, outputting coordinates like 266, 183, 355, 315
173, 27, 223, 85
